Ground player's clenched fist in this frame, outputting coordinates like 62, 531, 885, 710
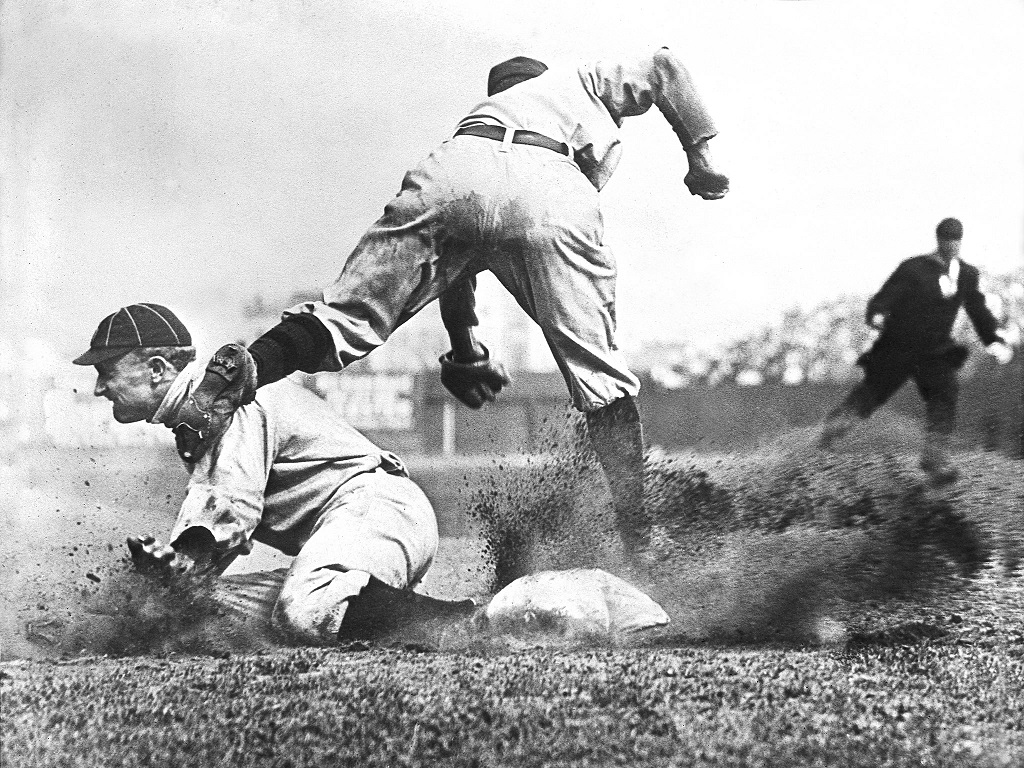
986, 341, 1014, 365
439, 345, 511, 409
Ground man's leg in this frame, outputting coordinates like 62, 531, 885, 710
481, 157, 646, 560
820, 360, 907, 449
915, 361, 960, 484
337, 575, 477, 641
911, 359, 988, 570
179, 147, 473, 460
584, 396, 647, 557
271, 471, 472, 644
820, 384, 876, 449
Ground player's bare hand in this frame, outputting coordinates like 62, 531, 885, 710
684, 140, 729, 200
127, 534, 195, 576
683, 169, 729, 200
986, 341, 1013, 365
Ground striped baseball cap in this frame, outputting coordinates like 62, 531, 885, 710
73, 303, 192, 366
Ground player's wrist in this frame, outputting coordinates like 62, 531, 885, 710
683, 140, 728, 199
442, 344, 490, 368
446, 326, 488, 364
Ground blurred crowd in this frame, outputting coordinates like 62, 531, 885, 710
649, 267, 1024, 389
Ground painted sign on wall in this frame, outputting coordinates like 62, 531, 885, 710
310, 373, 415, 431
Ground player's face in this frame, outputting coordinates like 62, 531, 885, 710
93, 353, 164, 423
937, 238, 961, 260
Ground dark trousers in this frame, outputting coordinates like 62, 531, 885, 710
838, 355, 960, 435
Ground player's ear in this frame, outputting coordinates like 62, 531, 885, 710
147, 355, 171, 382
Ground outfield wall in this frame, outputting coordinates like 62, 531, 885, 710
417, 358, 1023, 459
638, 357, 1022, 457
3, 357, 1020, 459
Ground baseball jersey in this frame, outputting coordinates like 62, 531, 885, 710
151, 363, 406, 558
458, 47, 718, 191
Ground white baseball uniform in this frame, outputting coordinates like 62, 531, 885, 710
150, 362, 439, 643
283, 47, 717, 411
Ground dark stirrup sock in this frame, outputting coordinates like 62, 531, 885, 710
247, 314, 334, 388
585, 396, 647, 551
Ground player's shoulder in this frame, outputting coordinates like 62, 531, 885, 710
902, 254, 934, 268
885, 255, 926, 279
955, 258, 981, 277
580, 45, 674, 75
898, 255, 944, 277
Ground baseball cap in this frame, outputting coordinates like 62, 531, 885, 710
936, 217, 963, 241
73, 303, 192, 366
487, 56, 548, 96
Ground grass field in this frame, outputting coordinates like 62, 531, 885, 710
2, 416, 1024, 767
3, 577, 1023, 767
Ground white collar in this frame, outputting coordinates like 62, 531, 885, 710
938, 257, 960, 298
150, 360, 205, 427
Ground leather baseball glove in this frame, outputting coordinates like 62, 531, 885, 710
172, 343, 258, 462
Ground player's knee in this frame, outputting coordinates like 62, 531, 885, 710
271, 568, 374, 644
843, 386, 877, 418
270, 592, 332, 644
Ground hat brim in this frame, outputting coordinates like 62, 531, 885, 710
72, 346, 134, 366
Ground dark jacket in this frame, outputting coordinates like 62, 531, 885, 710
860, 255, 1002, 367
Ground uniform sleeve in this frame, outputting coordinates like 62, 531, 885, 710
439, 274, 480, 330
169, 402, 275, 557
584, 47, 718, 148
865, 264, 908, 324
960, 266, 1003, 345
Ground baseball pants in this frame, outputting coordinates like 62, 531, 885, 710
841, 355, 960, 435
270, 468, 439, 643
283, 134, 640, 412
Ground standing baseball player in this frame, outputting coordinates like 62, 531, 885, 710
175, 47, 730, 562
820, 218, 1014, 483
74, 303, 476, 644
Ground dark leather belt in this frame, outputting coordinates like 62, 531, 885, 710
454, 124, 571, 156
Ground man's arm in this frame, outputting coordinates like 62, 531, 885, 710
127, 527, 237, 579
864, 264, 908, 329
172, 313, 332, 462
132, 402, 272, 577
960, 267, 1013, 363
439, 275, 485, 362
247, 313, 336, 388
588, 47, 717, 147
960, 268, 1003, 346
587, 47, 728, 199
438, 275, 511, 408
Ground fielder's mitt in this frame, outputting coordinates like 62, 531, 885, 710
172, 343, 258, 462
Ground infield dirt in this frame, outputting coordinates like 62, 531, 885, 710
3, 413, 1024, 767
2, 411, 1021, 658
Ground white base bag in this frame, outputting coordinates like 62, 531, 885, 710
485, 568, 670, 637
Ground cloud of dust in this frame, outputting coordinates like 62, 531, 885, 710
470, 414, 1018, 645
5, 413, 1020, 658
